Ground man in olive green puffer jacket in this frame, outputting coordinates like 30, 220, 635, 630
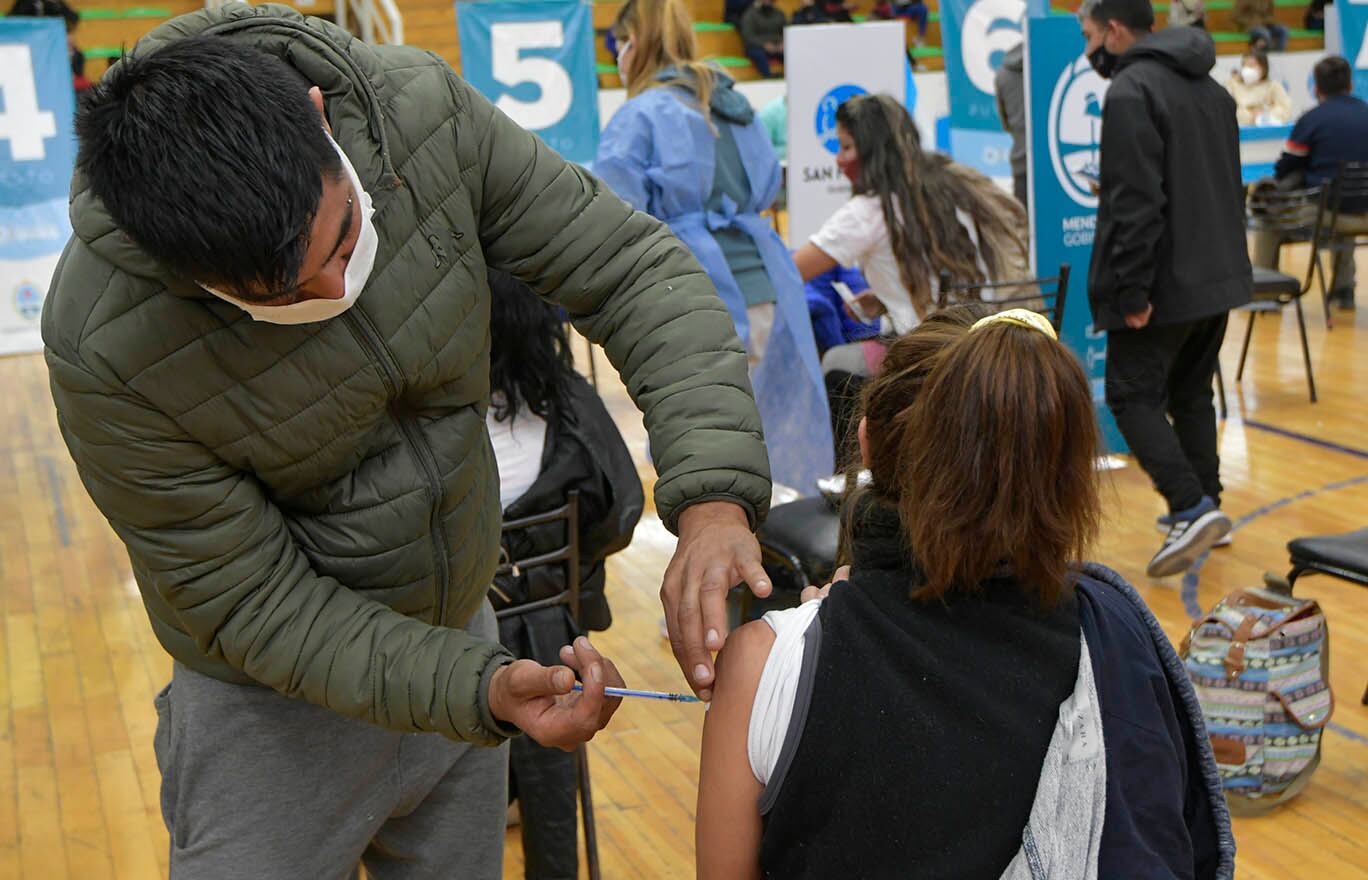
43, 5, 774, 874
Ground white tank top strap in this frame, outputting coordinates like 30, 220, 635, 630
747, 600, 824, 786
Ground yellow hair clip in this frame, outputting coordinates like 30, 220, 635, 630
969, 308, 1058, 341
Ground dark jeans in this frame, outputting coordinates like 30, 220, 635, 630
510, 736, 579, 880
1105, 314, 1228, 514
1248, 23, 1288, 51
899, 1, 929, 34
745, 43, 782, 77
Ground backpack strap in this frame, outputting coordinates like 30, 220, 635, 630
1222, 614, 1262, 678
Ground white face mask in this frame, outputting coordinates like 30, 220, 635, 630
201, 132, 378, 325
616, 38, 632, 84
1241, 66, 1262, 86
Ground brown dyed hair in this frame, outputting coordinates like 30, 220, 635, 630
856, 305, 1102, 605
616, 0, 716, 116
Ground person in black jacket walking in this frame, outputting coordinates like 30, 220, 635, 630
1080, 0, 1252, 578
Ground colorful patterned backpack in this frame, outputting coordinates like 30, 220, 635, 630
1181, 586, 1334, 815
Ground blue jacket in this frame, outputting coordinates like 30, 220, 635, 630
594, 71, 832, 492
1276, 94, 1368, 212
1077, 564, 1235, 879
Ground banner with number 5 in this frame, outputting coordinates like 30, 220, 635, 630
0, 18, 75, 356
457, 0, 599, 164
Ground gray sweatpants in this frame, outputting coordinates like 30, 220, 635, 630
153, 601, 509, 880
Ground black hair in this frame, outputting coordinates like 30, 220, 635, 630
1081, 0, 1155, 32
8, 0, 78, 29
487, 270, 577, 424
1314, 55, 1352, 97
74, 36, 342, 297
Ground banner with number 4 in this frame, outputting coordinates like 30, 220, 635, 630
0, 18, 76, 356
457, 0, 599, 164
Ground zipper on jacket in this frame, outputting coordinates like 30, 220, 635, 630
343, 311, 454, 626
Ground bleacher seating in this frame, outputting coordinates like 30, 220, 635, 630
39, 0, 1328, 92
67, 0, 333, 79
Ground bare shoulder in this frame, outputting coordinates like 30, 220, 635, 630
714, 619, 778, 689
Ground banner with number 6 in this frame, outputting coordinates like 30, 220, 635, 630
457, 0, 599, 164
0, 18, 75, 357
1340, 0, 1368, 100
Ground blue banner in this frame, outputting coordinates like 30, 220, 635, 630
1024, 15, 1126, 452
456, 0, 599, 164
1341, 0, 1368, 99
941, 0, 1027, 130
947, 127, 1014, 178
0, 18, 75, 355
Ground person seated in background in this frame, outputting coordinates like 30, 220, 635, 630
1304, 0, 1329, 31
791, 0, 854, 24
485, 270, 645, 880
695, 305, 1232, 880
872, 0, 930, 44
788, 94, 1029, 461
740, 0, 787, 78
724, 0, 754, 27
1235, 0, 1288, 51
7, 0, 88, 91
1253, 55, 1368, 310
1225, 49, 1292, 125
791, 0, 828, 24
1167, 0, 1205, 28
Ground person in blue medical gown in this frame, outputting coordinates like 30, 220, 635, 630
594, 0, 833, 494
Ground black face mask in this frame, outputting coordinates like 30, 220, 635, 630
1088, 43, 1118, 79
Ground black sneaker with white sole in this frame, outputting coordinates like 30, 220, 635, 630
1155, 514, 1232, 547
1147, 498, 1233, 578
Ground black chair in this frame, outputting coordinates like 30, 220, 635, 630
1286, 526, 1368, 705
1241, 185, 1329, 403
493, 492, 601, 880
740, 495, 842, 622
937, 263, 1070, 333
1323, 161, 1368, 327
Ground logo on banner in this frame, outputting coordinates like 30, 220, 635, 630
962, 0, 1026, 94
13, 282, 41, 322
815, 84, 868, 154
1048, 55, 1109, 208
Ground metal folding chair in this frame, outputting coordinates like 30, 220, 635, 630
494, 492, 601, 880
1241, 185, 1329, 403
1323, 161, 1368, 328
1285, 526, 1368, 705
937, 263, 1070, 333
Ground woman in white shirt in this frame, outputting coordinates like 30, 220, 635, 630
790, 94, 1028, 461
791, 94, 1029, 377
1225, 50, 1292, 126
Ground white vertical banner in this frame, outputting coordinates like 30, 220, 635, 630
785, 21, 906, 247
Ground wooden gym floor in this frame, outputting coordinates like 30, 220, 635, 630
1, 244, 1365, 878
